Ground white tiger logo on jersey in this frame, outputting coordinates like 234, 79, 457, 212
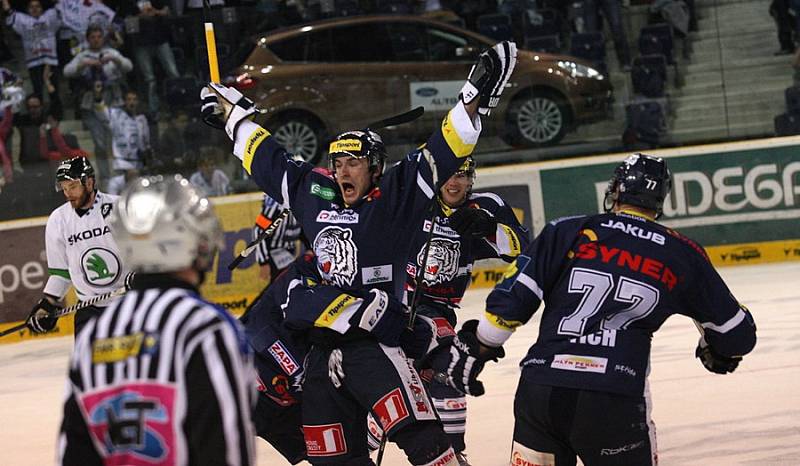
80, 247, 121, 287
418, 238, 460, 286
314, 226, 358, 287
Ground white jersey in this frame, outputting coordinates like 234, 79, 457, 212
6, 9, 60, 68
56, 0, 115, 42
104, 107, 150, 170
43, 191, 129, 302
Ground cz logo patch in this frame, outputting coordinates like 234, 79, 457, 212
372, 388, 410, 432
303, 423, 347, 457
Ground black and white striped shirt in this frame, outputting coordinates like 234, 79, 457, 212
57, 276, 255, 466
254, 194, 303, 271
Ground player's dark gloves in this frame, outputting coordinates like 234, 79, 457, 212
400, 315, 455, 360
200, 83, 258, 140
425, 319, 504, 396
25, 297, 59, 334
459, 41, 517, 116
695, 338, 742, 374
449, 207, 497, 238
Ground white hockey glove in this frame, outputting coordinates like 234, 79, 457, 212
25, 296, 59, 334
200, 83, 258, 140
459, 41, 517, 116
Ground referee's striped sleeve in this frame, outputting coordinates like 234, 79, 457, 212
184, 322, 255, 466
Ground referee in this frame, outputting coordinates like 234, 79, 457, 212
253, 193, 304, 282
58, 175, 255, 466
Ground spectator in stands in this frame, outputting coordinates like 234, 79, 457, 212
119, 0, 181, 120
64, 23, 133, 182
2, 0, 63, 119
158, 109, 192, 168
0, 104, 11, 187
56, 0, 120, 56
583, 0, 631, 70
98, 89, 151, 173
190, 151, 231, 197
769, 0, 796, 55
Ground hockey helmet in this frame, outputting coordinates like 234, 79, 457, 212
327, 129, 387, 176
55, 156, 95, 191
109, 175, 224, 273
604, 153, 671, 218
456, 156, 476, 178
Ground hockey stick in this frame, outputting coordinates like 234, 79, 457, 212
366, 106, 424, 130
0, 286, 128, 338
202, 0, 220, 83
227, 209, 290, 270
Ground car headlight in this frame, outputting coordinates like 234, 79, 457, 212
557, 61, 604, 80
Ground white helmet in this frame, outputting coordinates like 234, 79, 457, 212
110, 174, 223, 273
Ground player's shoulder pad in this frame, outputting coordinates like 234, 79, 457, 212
661, 225, 711, 262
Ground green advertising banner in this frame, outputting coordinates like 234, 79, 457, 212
538, 143, 800, 247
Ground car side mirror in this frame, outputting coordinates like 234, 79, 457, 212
455, 46, 480, 59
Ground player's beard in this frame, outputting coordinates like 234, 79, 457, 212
70, 187, 92, 209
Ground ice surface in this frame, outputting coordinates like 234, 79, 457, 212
1, 262, 798, 465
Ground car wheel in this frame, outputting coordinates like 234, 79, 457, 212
503, 91, 569, 147
269, 114, 324, 164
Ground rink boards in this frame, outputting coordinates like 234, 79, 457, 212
2, 135, 799, 342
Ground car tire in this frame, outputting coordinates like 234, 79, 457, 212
502, 90, 570, 147
269, 113, 325, 165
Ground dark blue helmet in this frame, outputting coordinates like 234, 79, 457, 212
604, 153, 671, 218
327, 129, 387, 175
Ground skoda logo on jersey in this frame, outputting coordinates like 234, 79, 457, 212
101, 203, 113, 219
314, 226, 358, 287
81, 247, 121, 287
418, 238, 460, 286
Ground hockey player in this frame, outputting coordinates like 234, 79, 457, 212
25, 156, 130, 336
201, 40, 517, 465
401, 156, 529, 465
253, 193, 303, 282
58, 174, 255, 466
433, 154, 758, 465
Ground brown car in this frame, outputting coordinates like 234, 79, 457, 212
228, 15, 613, 163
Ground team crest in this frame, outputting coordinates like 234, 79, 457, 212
81, 247, 121, 287
313, 226, 358, 287
80, 383, 176, 466
418, 238, 460, 286
101, 203, 112, 218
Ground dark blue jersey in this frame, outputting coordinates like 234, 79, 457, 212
478, 210, 757, 397
231, 105, 480, 305
239, 254, 318, 407
405, 192, 529, 306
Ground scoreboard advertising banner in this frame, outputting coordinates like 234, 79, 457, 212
2, 136, 799, 341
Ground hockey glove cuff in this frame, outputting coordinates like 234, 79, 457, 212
459, 41, 517, 116
695, 337, 742, 374
26, 297, 59, 334
354, 289, 409, 347
449, 206, 497, 238
400, 315, 456, 361
200, 83, 258, 140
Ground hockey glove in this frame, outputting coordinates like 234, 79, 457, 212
459, 41, 517, 116
425, 319, 504, 396
400, 315, 456, 361
200, 83, 258, 140
448, 206, 497, 238
25, 297, 59, 334
354, 289, 410, 347
695, 337, 742, 374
